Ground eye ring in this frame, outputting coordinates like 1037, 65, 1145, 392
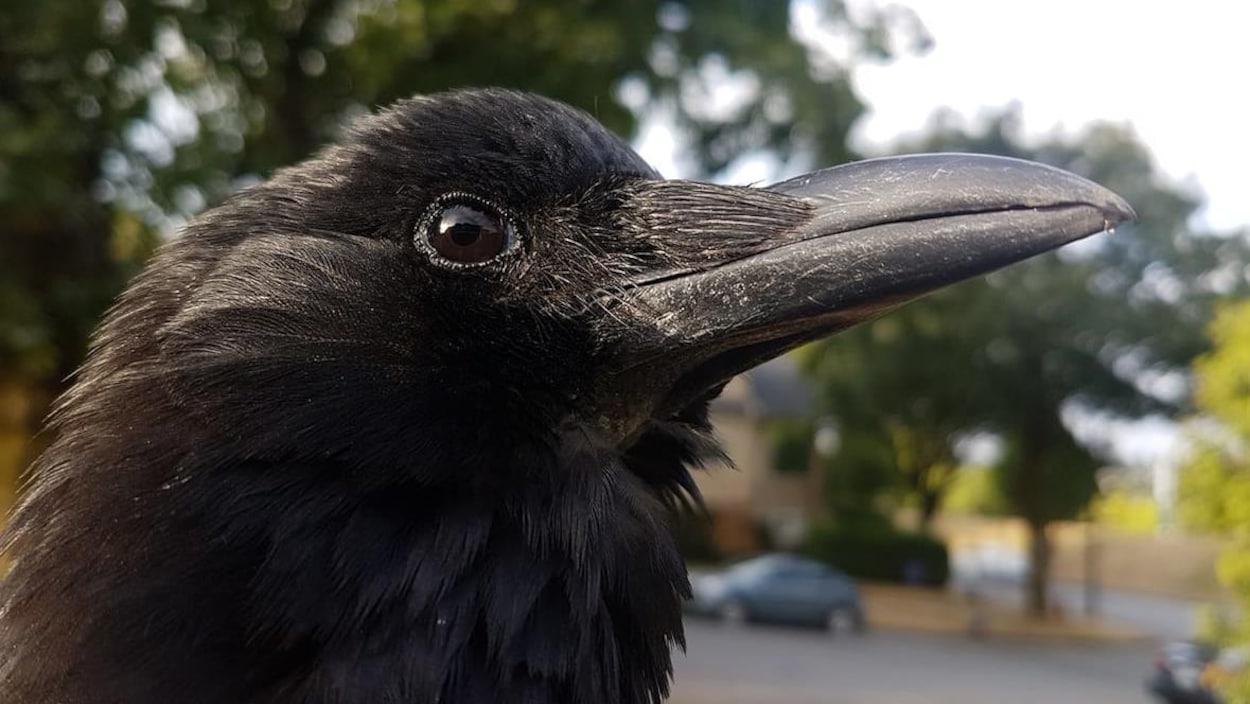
416, 194, 520, 268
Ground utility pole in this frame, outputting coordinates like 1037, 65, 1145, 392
1083, 520, 1101, 619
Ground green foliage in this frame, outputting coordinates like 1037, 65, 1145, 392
1221, 675, 1250, 704
993, 420, 1099, 525
1178, 301, 1250, 700
768, 419, 813, 474
819, 428, 901, 530
802, 521, 949, 586
1194, 603, 1241, 646
943, 465, 1010, 516
1181, 440, 1250, 536
1194, 304, 1250, 439
0, 0, 926, 506
1179, 304, 1250, 538
1090, 490, 1158, 534
0, 0, 919, 371
799, 110, 1248, 614
797, 283, 979, 526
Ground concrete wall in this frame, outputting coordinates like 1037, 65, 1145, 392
933, 513, 1227, 602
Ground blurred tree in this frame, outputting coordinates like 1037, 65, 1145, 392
0, 0, 928, 509
800, 108, 1250, 615
800, 279, 986, 531
1089, 489, 1158, 534
942, 464, 1009, 517
1178, 301, 1250, 703
769, 417, 814, 474
818, 427, 899, 532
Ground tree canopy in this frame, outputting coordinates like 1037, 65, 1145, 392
0, 0, 924, 507
798, 108, 1250, 613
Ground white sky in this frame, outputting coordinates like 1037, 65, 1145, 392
847, 0, 1249, 232
638, 0, 1250, 470
640, 0, 1249, 232
842, 0, 1248, 466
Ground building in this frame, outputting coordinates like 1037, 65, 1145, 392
695, 355, 818, 553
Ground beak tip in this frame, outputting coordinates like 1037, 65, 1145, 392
1105, 193, 1137, 226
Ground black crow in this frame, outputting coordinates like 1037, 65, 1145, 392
0, 89, 1132, 704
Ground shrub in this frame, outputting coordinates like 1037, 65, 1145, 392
801, 522, 950, 586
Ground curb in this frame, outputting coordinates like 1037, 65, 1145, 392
860, 583, 1154, 644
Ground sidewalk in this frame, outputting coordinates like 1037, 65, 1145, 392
860, 582, 1152, 643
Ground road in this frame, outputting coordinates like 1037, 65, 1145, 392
670, 619, 1158, 704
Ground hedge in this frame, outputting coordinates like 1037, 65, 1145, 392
801, 523, 950, 586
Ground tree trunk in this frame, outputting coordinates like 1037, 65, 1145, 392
1025, 518, 1050, 617
1014, 424, 1053, 619
918, 490, 941, 532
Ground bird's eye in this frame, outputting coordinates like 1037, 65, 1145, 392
424, 201, 515, 265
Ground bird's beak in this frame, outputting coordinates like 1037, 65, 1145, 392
600, 153, 1134, 435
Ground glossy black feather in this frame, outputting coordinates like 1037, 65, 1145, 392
0, 90, 776, 704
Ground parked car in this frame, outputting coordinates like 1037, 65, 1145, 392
1145, 640, 1225, 704
687, 553, 865, 633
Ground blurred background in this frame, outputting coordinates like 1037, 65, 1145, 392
2, 0, 1248, 702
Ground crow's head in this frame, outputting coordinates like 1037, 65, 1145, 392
0, 89, 1132, 704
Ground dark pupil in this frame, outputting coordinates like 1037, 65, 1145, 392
430, 204, 508, 263
449, 223, 481, 246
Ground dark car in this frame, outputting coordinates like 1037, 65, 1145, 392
687, 553, 865, 633
1147, 641, 1237, 704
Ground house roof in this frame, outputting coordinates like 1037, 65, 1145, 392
710, 354, 814, 419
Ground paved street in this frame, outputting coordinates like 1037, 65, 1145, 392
671, 619, 1158, 704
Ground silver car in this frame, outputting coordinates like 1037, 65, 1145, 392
688, 554, 866, 633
